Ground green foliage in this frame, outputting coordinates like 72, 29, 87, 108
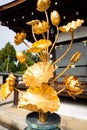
0, 42, 17, 72
0, 42, 40, 74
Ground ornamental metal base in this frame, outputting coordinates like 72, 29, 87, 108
24, 112, 61, 130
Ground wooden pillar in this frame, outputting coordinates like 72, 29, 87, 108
13, 89, 19, 106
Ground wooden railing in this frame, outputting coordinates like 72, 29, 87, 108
0, 73, 87, 106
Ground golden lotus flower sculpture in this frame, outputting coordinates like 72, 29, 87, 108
23, 62, 54, 87
0, 0, 84, 123
18, 83, 60, 113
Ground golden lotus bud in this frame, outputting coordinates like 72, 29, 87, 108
71, 51, 81, 63
51, 10, 60, 26
16, 51, 27, 63
37, 0, 51, 12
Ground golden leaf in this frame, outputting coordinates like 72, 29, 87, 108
27, 47, 43, 53
59, 19, 84, 32
23, 62, 54, 87
27, 39, 52, 53
18, 83, 60, 113
32, 39, 52, 48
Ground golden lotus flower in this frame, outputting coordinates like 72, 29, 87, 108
59, 19, 84, 32
51, 10, 60, 26
16, 51, 27, 63
0, 83, 14, 100
37, 0, 51, 12
27, 39, 52, 53
18, 83, 60, 113
6, 73, 16, 87
71, 51, 81, 63
33, 20, 50, 34
0, 73, 16, 100
23, 62, 54, 87
14, 32, 26, 45
64, 75, 83, 99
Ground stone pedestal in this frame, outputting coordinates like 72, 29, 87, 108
24, 112, 61, 130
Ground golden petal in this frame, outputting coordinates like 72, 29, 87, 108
0, 83, 12, 100
59, 25, 70, 32
68, 89, 83, 99
23, 62, 54, 87
26, 20, 39, 25
6, 78, 15, 87
18, 83, 60, 113
6, 73, 16, 87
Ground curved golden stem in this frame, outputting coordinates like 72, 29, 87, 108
32, 26, 37, 41
23, 41, 30, 48
53, 31, 74, 66
15, 87, 24, 95
42, 33, 46, 39
57, 87, 65, 95
24, 63, 29, 68
49, 26, 59, 54
45, 10, 49, 40
51, 62, 72, 85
